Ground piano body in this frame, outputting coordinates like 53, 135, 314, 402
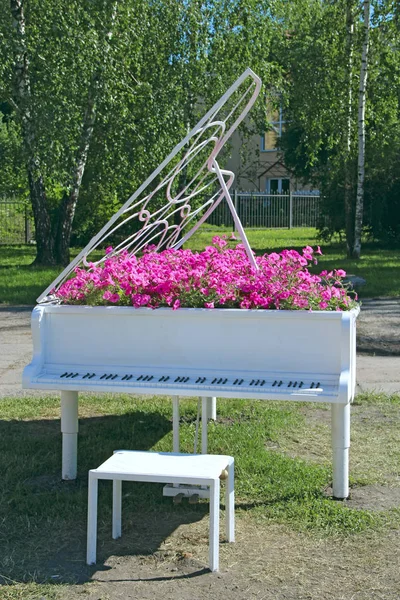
23, 302, 358, 498
22, 69, 360, 499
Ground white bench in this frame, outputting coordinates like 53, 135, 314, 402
86, 450, 235, 572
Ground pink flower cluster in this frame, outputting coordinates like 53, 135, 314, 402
56, 237, 357, 311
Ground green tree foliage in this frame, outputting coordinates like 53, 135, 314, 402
0, 0, 276, 264
277, 0, 400, 251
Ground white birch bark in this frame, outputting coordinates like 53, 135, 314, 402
353, 0, 371, 258
344, 0, 355, 256
55, 2, 118, 264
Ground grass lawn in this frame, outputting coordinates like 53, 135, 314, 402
1, 228, 399, 305
0, 392, 399, 598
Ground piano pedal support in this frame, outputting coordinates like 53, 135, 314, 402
164, 395, 216, 500
163, 483, 210, 500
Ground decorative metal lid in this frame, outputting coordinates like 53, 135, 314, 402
38, 68, 261, 303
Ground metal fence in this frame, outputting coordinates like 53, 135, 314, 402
0, 198, 34, 244
0, 191, 320, 245
206, 191, 320, 229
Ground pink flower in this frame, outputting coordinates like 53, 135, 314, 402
105, 246, 113, 254
56, 242, 357, 312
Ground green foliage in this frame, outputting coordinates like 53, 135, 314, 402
276, 0, 400, 244
0, 110, 26, 197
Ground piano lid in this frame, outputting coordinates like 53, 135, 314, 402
38, 68, 262, 304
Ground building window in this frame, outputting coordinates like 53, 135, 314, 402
261, 105, 285, 152
267, 178, 290, 194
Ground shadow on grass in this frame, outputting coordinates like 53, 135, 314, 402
0, 411, 209, 586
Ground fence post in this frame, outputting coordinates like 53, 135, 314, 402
233, 189, 238, 232
289, 191, 293, 229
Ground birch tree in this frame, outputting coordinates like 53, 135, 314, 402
352, 0, 371, 258
1, 0, 144, 265
344, 0, 356, 256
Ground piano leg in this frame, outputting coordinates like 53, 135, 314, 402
172, 396, 180, 453
207, 397, 217, 421
61, 390, 79, 480
201, 397, 208, 453
331, 402, 350, 499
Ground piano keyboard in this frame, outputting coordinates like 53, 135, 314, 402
34, 368, 339, 399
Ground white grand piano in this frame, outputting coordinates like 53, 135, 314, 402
23, 69, 359, 499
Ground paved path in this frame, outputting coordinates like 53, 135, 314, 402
1, 305, 400, 398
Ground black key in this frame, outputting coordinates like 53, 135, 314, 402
164, 376, 170, 381
137, 375, 143, 381
126, 375, 133, 381
299, 381, 304, 388
249, 380, 254, 385
261, 380, 265, 386
106, 374, 113, 380
272, 380, 277, 387
100, 374, 107, 380
223, 378, 228, 384
111, 374, 118, 380
316, 382, 320, 388
60, 372, 68, 378
239, 379, 244, 385
88, 373, 96, 379
293, 382, 298, 388
212, 378, 217, 384
310, 382, 315, 388
278, 380, 283, 387
288, 381, 292, 387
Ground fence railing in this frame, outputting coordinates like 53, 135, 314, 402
0, 191, 320, 245
0, 199, 35, 245
206, 191, 320, 229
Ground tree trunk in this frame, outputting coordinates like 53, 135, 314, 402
10, 0, 55, 265
352, 0, 370, 259
28, 160, 55, 265
344, 0, 355, 257
54, 3, 118, 265
55, 92, 97, 265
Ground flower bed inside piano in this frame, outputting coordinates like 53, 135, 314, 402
55, 237, 358, 312
24, 237, 359, 401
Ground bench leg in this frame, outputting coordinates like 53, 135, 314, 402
209, 478, 220, 572
331, 403, 350, 499
112, 480, 122, 539
225, 462, 235, 543
87, 472, 98, 565
61, 391, 78, 480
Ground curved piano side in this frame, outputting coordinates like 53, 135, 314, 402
22, 305, 46, 389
